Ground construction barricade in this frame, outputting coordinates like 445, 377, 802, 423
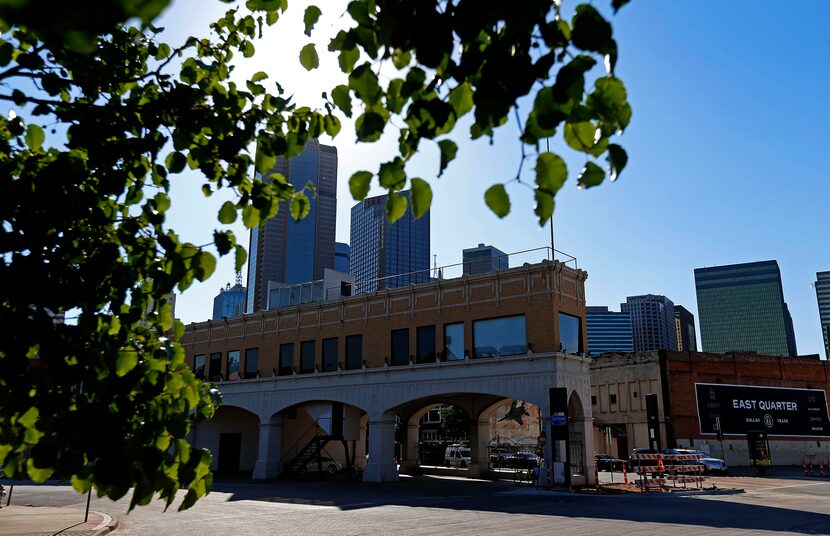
630, 452, 707, 492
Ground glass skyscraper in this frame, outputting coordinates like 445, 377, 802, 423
586, 306, 633, 356
350, 190, 430, 293
462, 243, 509, 275
212, 280, 246, 320
694, 260, 797, 356
335, 242, 350, 274
816, 271, 830, 359
674, 305, 697, 351
246, 139, 338, 313
621, 294, 679, 352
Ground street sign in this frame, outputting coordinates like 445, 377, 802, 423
550, 415, 567, 426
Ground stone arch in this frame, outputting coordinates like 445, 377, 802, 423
192, 404, 260, 476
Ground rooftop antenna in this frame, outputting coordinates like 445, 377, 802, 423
546, 136, 555, 262
235, 270, 243, 287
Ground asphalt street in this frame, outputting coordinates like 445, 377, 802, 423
4, 472, 830, 535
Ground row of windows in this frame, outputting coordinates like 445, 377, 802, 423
193, 348, 259, 382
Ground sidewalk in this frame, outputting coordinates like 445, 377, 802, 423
0, 505, 117, 536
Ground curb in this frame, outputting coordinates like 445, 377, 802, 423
90, 511, 119, 535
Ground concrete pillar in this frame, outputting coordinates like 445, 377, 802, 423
252, 417, 283, 480
579, 417, 595, 487
399, 423, 420, 474
363, 415, 399, 482
467, 420, 490, 479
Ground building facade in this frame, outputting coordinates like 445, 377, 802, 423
246, 139, 338, 312
621, 294, 678, 352
586, 306, 633, 356
462, 243, 508, 276
212, 280, 246, 320
335, 242, 350, 274
816, 271, 830, 359
591, 351, 830, 466
674, 305, 697, 352
694, 260, 797, 356
182, 260, 595, 486
350, 190, 430, 294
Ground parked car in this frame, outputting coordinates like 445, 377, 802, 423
489, 447, 510, 467
306, 457, 342, 474
503, 452, 539, 469
594, 454, 628, 472
674, 449, 728, 474
445, 445, 471, 468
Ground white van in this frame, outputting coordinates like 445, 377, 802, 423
444, 445, 471, 468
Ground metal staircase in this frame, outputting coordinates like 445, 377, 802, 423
283, 435, 335, 475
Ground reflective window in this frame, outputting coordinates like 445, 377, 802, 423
194, 354, 206, 380
443, 322, 464, 360
279, 343, 294, 376
345, 335, 362, 370
417, 325, 436, 363
209, 352, 222, 381
391, 328, 409, 366
472, 315, 526, 358
322, 337, 338, 372
300, 340, 315, 374
227, 350, 241, 380
559, 312, 582, 354
244, 348, 259, 379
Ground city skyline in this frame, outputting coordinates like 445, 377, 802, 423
155, 0, 828, 358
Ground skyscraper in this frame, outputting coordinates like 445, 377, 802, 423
335, 242, 350, 274
213, 275, 246, 320
350, 190, 430, 293
246, 139, 338, 313
694, 260, 797, 356
462, 243, 508, 276
586, 306, 633, 356
621, 294, 678, 352
816, 271, 830, 359
674, 305, 697, 352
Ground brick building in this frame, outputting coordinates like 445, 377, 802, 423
592, 351, 830, 466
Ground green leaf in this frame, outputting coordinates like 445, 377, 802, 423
338, 47, 360, 73
25, 124, 44, 151
392, 49, 411, 69
116, 349, 138, 377
242, 205, 260, 228
577, 161, 606, 189
255, 145, 276, 174
385, 192, 407, 223
303, 5, 322, 36
26, 458, 53, 483
349, 171, 372, 200
251, 71, 268, 83
571, 5, 614, 54
588, 76, 632, 133
378, 158, 406, 190
155, 43, 171, 60
299, 43, 319, 70
153, 193, 171, 212
349, 63, 381, 104
218, 201, 237, 224
437, 139, 457, 177
355, 112, 386, 142
448, 83, 474, 117
71, 474, 92, 494
564, 122, 597, 153
193, 251, 216, 281
235, 245, 248, 272
290, 192, 310, 221
166, 152, 187, 173
534, 152, 568, 196
323, 114, 341, 137
534, 190, 555, 226
607, 144, 628, 181
17, 406, 39, 429
241, 40, 255, 58
612, 0, 631, 13
409, 178, 432, 219
331, 85, 352, 117
484, 184, 510, 218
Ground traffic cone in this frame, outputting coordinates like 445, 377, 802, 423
657, 454, 666, 474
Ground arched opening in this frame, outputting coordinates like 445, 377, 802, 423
484, 400, 543, 475
567, 391, 586, 478
192, 405, 260, 478
412, 404, 472, 471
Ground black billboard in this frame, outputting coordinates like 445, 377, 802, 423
695, 383, 830, 437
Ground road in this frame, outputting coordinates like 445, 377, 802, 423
4, 471, 830, 535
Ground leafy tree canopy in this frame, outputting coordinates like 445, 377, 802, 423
0, 0, 631, 510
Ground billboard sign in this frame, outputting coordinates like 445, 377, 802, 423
695, 383, 830, 437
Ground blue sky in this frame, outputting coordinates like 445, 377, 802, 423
156, 1, 829, 357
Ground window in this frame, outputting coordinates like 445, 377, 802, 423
244, 348, 259, 379
609, 393, 617, 404
300, 340, 315, 374
559, 312, 582, 354
345, 335, 362, 370
322, 337, 338, 372
417, 325, 436, 363
591, 395, 597, 405
209, 352, 222, 381
194, 354, 206, 380
472, 315, 526, 358
444, 322, 464, 360
279, 343, 294, 376
391, 328, 409, 366
227, 350, 241, 380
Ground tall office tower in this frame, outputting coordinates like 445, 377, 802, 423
462, 243, 508, 275
674, 305, 697, 352
335, 242, 350, 274
246, 140, 338, 312
586, 306, 634, 356
694, 260, 797, 356
213, 274, 246, 320
816, 271, 830, 358
621, 294, 679, 351
350, 190, 430, 293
